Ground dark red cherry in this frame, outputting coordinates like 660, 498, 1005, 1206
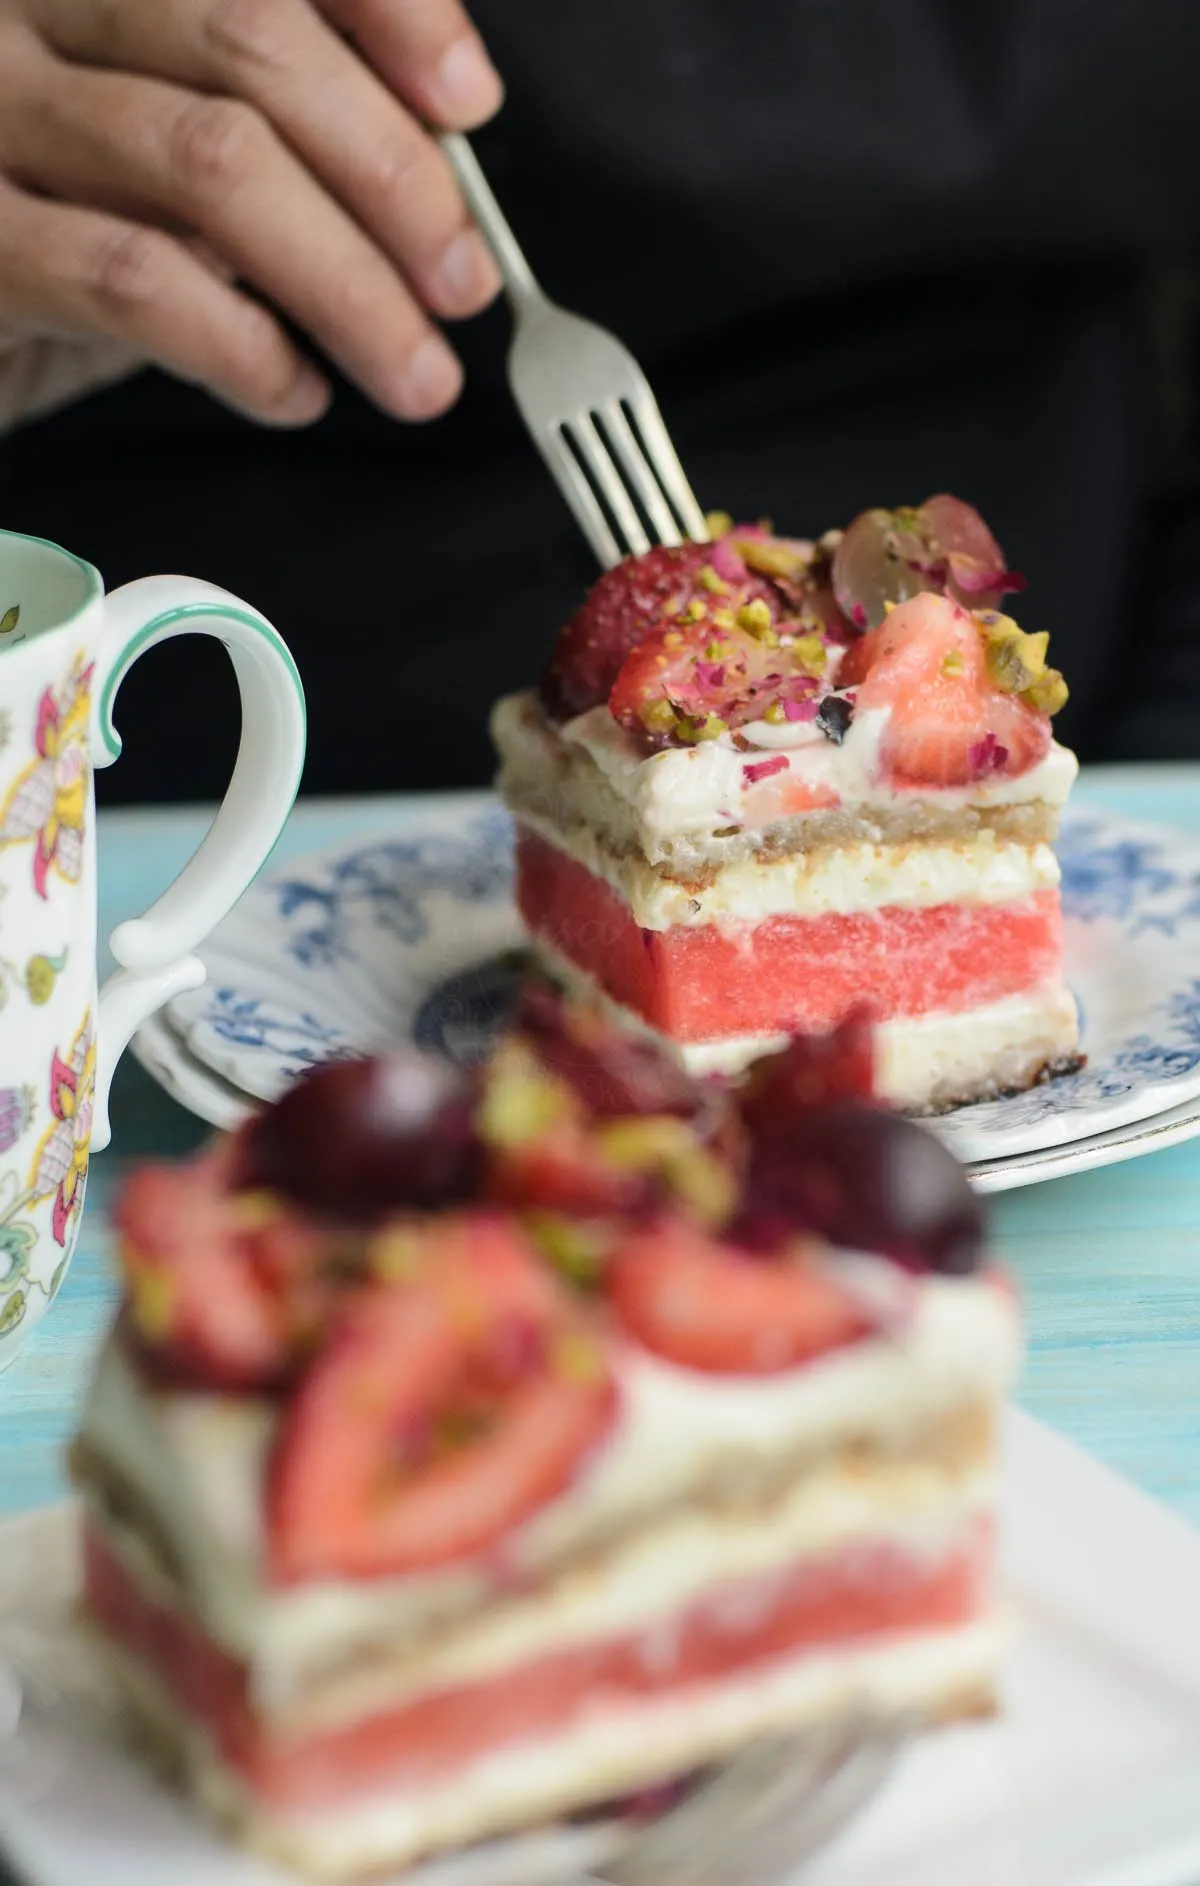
236, 1053, 481, 1221
738, 1099, 984, 1276
738, 1011, 876, 1140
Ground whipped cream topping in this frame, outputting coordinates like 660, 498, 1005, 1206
558, 703, 1078, 844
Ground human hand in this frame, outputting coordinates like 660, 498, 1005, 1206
0, 0, 504, 429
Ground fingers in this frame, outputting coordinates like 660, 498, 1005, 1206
35, 0, 501, 319
5, 60, 468, 417
0, 175, 330, 425
320, 0, 504, 129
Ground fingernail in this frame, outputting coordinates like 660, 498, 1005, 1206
275, 365, 330, 425
396, 335, 463, 418
438, 229, 501, 311
435, 35, 504, 124
275, 360, 326, 420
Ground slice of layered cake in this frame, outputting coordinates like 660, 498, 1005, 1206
73, 995, 1017, 1880
493, 497, 1080, 1108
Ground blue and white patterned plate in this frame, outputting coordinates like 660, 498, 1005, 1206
151, 794, 1200, 1166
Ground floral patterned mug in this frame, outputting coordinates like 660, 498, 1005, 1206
0, 527, 306, 1366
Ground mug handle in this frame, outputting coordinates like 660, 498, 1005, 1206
89, 575, 306, 1149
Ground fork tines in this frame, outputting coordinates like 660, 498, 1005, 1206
551, 394, 708, 570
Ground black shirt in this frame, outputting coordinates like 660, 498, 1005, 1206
3, 0, 1200, 803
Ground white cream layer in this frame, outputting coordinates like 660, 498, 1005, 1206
114, 1615, 1003, 1881
543, 697, 1078, 845
80, 1278, 1017, 1693
519, 807, 1061, 929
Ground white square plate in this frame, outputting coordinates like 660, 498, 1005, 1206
2, 1411, 1199, 1886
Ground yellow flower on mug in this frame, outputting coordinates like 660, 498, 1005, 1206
29, 1010, 95, 1247
0, 652, 93, 899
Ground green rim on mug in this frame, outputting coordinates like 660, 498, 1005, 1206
96, 604, 307, 764
0, 527, 103, 644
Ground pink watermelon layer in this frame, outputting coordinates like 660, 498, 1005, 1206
515, 829, 1063, 1040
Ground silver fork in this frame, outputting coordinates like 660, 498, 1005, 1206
440, 132, 708, 570
565, 1713, 905, 1886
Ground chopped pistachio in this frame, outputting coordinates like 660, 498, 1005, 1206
554, 1330, 607, 1385
597, 1119, 735, 1226
666, 1144, 738, 1225
705, 639, 735, 661
763, 699, 789, 725
736, 598, 775, 640
882, 598, 897, 615
371, 1226, 426, 1281
230, 1189, 283, 1231
942, 650, 964, 677
738, 538, 808, 580
705, 509, 734, 539
598, 1116, 694, 1170
978, 614, 1049, 693
677, 711, 728, 744
698, 565, 729, 594
526, 1212, 610, 1287
478, 1042, 572, 1146
1023, 668, 1069, 715
684, 599, 707, 621
663, 629, 684, 650
130, 1267, 174, 1340
640, 698, 679, 737
791, 634, 827, 676
711, 607, 736, 631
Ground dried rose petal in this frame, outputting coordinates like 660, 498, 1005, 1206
743, 755, 789, 785
783, 698, 819, 722
968, 732, 1010, 775
710, 538, 748, 583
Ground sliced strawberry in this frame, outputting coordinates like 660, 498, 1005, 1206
608, 615, 809, 746
609, 1218, 872, 1375
540, 544, 711, 721
114, 1162, 326, 1391
854, 594, 1051, 788
267, 1216, 616, 1583
833, 621, 885, 690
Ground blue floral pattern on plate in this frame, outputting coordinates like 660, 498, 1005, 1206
161, 795, 1200, 1165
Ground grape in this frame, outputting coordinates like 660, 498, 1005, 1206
920, 494, 1002, 574
238, 1053, 481, 1219
833, 498, 1020, 633
832, 508, 940, 632
740, 1100, 984, 1276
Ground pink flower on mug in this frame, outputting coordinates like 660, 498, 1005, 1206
29, 1011, 95, 1246
0, 653, 93, 900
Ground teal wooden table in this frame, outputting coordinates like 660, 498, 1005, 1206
2, 771, 1200, 1524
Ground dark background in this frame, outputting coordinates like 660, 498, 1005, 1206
3, 0, 1200, 805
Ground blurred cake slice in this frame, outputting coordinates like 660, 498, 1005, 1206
494, 499, 1080, 1108
73, 999, 1017, 1880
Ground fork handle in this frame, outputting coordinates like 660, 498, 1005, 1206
439, 132, 544, 311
